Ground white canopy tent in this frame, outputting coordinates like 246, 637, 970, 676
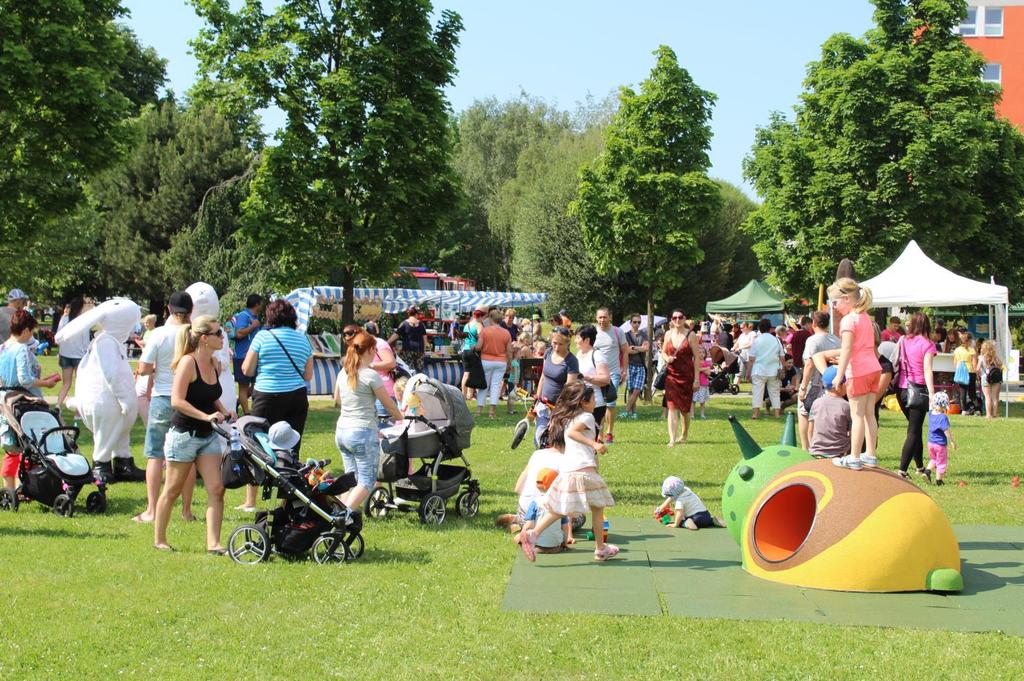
860, 240, 1014, 415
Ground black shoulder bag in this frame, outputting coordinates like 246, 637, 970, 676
269, 330, 306, 380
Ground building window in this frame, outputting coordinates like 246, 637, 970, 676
984, 7, 1003, 36
958, 7, 977, 35
983, 63, 1002, 84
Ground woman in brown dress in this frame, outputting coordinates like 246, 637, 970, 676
661, 310, 701, 446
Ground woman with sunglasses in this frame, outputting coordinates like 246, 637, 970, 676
154, 316, 235, 553
532, 326, 579, 446
661, 310, 701, 446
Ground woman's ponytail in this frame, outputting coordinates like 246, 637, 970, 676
343, 331, 376, 390
854, 284, 873, 313
171, 315, 217, 369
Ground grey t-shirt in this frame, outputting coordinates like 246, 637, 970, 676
809, 393, 851, 457
625, 329, 649, 367
336, 367, 385, 431
595, 325, 626, 376
0, 306, 13, 341
802, 332, 841, 389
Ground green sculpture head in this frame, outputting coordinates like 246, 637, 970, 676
721, 415, 813, 544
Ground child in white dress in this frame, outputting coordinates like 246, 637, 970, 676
516, 382, 618, 562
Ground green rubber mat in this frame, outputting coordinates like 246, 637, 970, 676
501, 519, 1024, 635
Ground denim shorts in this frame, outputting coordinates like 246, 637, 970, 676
58, 355, 82, 370
164, 427, 222, 463
335, 427, 380, 490
144, 396, 174, 459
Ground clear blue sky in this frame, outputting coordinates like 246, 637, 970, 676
122, 1, 876, 194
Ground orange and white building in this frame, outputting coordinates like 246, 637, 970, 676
957, 1, 1024, 128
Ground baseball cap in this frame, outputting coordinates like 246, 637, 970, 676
661, 476, 685, 499
167, 291, 194, 314
7, 288, 27, 302
268, 421, 301, 451
536, 468, 558, 491
822, 366, 845, 389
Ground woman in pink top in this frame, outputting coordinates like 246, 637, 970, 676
477, 310, 512, 418
829, 278, 882, 471
896, 313, 936, 480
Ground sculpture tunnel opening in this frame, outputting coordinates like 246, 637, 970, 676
752, 484, 816, 562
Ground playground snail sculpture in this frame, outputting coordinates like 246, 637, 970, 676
721, 414, 963, 593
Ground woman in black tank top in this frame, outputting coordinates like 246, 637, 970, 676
154, 315, 235, 554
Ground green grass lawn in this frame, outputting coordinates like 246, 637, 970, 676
2, 356, 1023, 678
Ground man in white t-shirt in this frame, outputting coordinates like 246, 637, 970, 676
134, 291, 197, 523
594, 307, 628, 443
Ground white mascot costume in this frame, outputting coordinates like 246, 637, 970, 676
186, 282, 237, 446
56, 298, 146, 483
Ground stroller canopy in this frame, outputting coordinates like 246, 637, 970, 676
402, 374, 474, 450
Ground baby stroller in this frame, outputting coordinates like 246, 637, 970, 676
366, 374, 480, 525
708, 366, 739, 395
0, 389, 107, 516
215, 417, 364, 564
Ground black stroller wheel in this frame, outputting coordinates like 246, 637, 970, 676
52, 493, 74, 518
365, 487, 391, 519
228, 524, 271, 565
456, 491, 479, 518
730, 384, 739, 395
311, 533, 352, 564
85, 491, 107, 514
0, 488, 17, 512
344, 532, 364, 559
419, 494, 446, 525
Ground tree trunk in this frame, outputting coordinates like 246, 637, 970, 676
342, 265, 354, 324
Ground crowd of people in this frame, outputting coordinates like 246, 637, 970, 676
0, 279, 1015, 562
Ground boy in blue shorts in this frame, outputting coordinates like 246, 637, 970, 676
517, 468, 571, 552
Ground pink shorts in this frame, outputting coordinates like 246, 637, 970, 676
846, 371, 881, 398
1, 453, 22, 478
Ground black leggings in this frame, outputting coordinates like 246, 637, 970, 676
252, 387, 309, 454
898, 389, 928, 472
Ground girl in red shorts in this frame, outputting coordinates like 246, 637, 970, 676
828, 278, 882, 471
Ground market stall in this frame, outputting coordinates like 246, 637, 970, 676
705, 280, 785, 323
284, 286, 548, 395
859, 240, 1016, 415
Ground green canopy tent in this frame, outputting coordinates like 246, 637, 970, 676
705, 279, 785, 315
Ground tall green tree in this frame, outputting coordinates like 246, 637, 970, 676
190, 0, 463, 320
660, 181, 762, 315
453, 95, 572, 288
572, 45, 721, 335
743, 0, 1024, 297
112, 25, 168, 115
0, 0, 134, 238
508, 126, 625, 316
86, 102, 251, 310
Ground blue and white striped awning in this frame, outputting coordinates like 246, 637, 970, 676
285, 286, 548, 332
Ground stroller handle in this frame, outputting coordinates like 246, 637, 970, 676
210, 420, 236, 439
37, 425, 80, 450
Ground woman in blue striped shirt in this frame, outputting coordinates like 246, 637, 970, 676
240, 299, 313, 510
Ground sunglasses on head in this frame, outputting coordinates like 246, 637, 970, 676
551, 327, 570, 336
